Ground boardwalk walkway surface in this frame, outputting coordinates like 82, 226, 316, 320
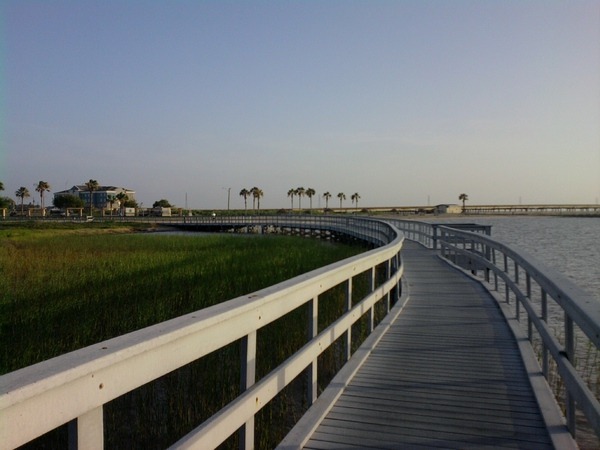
298, 241, 556, 449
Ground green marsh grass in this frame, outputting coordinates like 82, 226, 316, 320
1, 226, 367, 448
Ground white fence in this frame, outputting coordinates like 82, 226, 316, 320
0, 217, 403, 449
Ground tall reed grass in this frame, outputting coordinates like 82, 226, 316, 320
0, 226, 366, 448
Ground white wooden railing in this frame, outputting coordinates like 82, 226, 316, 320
391, 219, 600, 442
0, 217, 403, 449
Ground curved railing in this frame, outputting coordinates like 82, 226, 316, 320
171, 214, 398, 247
392, 219, 600, 442
0, 216, 404, 449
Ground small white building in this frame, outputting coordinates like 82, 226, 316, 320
435, 204, 462, 214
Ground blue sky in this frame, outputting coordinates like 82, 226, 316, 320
2, 1, 599, 209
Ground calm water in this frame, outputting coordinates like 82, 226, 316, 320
432, 216, 600, 304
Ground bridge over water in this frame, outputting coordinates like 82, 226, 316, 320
1, 216, 599, 449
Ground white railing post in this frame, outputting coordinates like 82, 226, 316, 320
394, 252, 401, 301
307, 296, 318, 405
346, 278, 352, 361
68, 406, 104, 450
385, 259, 391, 313
369, 267, 375, 332
240, 331, 257, 450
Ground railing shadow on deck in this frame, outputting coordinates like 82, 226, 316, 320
390, 218, 600, 448
0, 216, 404, 449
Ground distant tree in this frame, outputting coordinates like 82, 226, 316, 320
239, 188, 250, 211
458, 193, 469, 213
251, 187, 263, 211
306, 188, 316, 210
15, 187, 30, 212
351, 192, 361, 210
35, 181, 51, 212
54, 194, 85, 209
0, 181, 7, 210
0, 182, 6, 210
116, 192, 129, 215
250, 187, 258, 210
337, 192, 346, 209
323, 191, 332, 209
0, 196, 14, 210
153, 199, 172, 208
287, 188, 296, 210
296, 187, 305, 210
85, 179, 99, 215
106, 194, 116, 215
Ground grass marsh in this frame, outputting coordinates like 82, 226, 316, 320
1, 225, 369, 448
1, 226, 364, 374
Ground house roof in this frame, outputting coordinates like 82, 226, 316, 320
54, 185, 135, 195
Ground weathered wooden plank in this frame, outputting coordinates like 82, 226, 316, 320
297, 240, 562, 449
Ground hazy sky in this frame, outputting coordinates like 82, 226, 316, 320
2, 1, 599, 209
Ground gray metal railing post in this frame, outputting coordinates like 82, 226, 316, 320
565, 315, 576, 436
369, 267, 375, 332
541, 289, 549, 378
526, 273, 533, 341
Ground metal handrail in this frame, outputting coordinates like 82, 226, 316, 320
0, 217, 403, 450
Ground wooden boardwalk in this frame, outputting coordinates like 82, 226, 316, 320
286, 241, 563, 449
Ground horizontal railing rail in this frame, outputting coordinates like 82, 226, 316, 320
0, 217, 403, 450
413, 223, 600, 442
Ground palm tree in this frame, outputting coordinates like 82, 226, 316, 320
287, 188, 296, 210
106, 194, 116, 216
239, 188, 250, 212
35, 181, 51, 213
296, 187, 305, 210
250, 187, 259, 210
337, 192, 346, 209
251, 187, 264, 211
351, 192, 361, 210
323, 191, 332, 209
306, 188, 316, 210
15, 187, 30, 212
116, 192, 128, 216
239, 188, 250, 211
85, 179, 99, 215
458, 193, 469, 213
